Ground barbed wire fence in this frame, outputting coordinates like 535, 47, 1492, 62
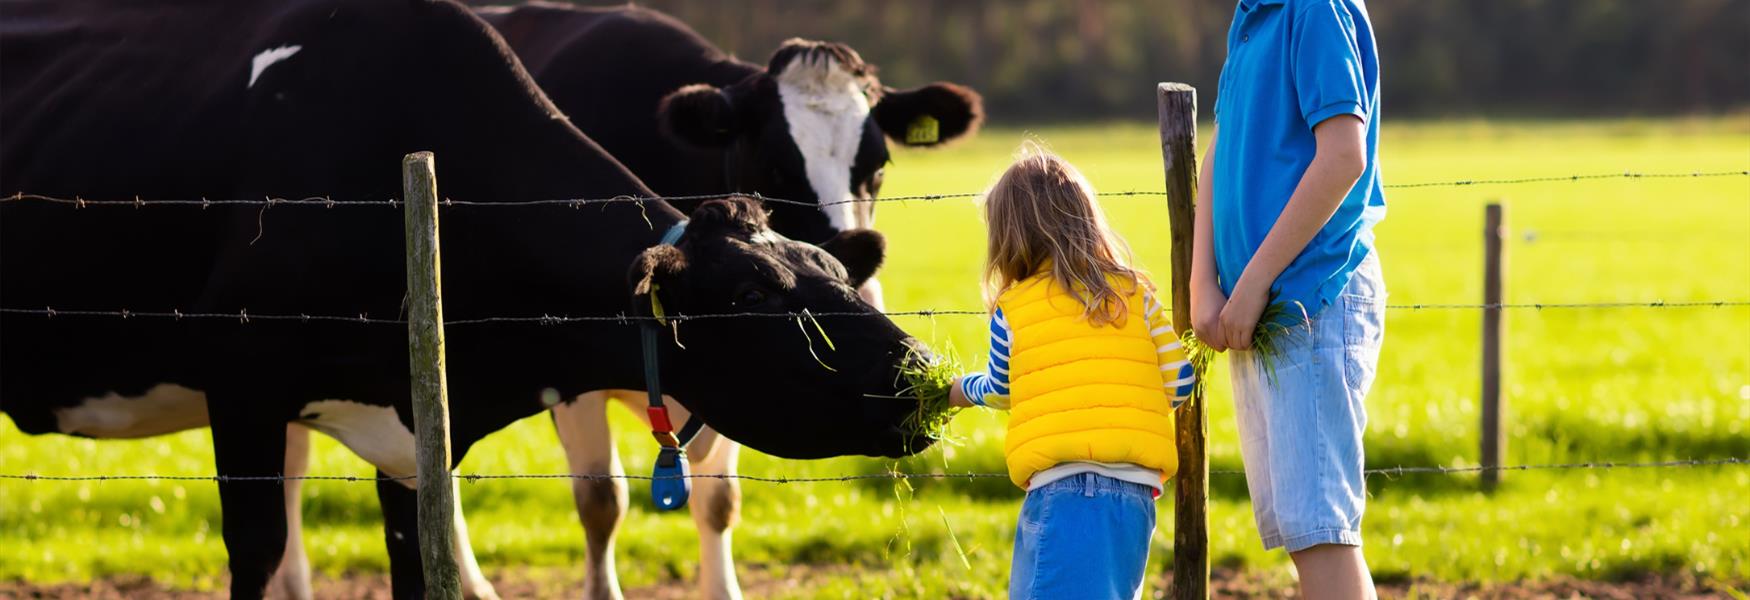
2, 166, 1747, 482
3, 144, 1749, 597
4, 169, 1747, 210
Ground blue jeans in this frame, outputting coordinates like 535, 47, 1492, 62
1232, 253, 1385, 552
1010, 473, 1156, 600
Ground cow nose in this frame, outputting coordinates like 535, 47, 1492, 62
900, 338, 934, 367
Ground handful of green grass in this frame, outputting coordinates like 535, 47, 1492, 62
894, 345, 964, 447
1178, 300, 1310, 391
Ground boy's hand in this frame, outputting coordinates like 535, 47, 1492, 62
1219, 280, 1270, 351
1191, 284, 1230, 352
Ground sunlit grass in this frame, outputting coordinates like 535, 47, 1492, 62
3, 117, 1748, 595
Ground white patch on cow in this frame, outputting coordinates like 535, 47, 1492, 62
56, 384, 209, 438
296, 400, 417, 489
248, 45, 302, 89
748, 228, 788, 245
775, 56, 872, 232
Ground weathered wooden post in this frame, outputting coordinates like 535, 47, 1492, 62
1481, 202, 1506, 491
402, 151, 462, 598
1156, 82, 1208, 600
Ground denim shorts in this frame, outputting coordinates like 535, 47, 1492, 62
1010, 473, 1156, 600
1231, 253, 1385, 552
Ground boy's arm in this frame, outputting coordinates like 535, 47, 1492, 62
1219, 116, 1367, 349
1190, 129, 1227, 352
1220, 2, 1374, 350
948, 308, 1012, 409
1147, 293, 1196, 408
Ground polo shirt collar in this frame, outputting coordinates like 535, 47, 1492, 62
1240, 0, 1286, 8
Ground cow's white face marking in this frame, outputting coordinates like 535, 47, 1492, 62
775, 56, 872, 232
248, 45, 303, 89
297, 400, 418, 489
55, 384, 208, 438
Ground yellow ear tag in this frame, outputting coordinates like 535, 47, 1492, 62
649, 283, 668, 326
905, 115, 940, 145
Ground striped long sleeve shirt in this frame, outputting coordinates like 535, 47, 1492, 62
959, 292, 1194, 411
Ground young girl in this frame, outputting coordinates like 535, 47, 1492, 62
949, 148, 1194, 600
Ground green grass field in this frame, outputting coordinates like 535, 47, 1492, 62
4, 117, 1748, 597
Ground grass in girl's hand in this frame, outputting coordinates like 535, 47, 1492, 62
895, 345, 964, 448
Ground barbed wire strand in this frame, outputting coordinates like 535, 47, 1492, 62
0, 457, 1741, 484
5, 170, 1745, 210
2, 300, 1746, 327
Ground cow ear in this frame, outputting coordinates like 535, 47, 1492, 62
821, 229, 885, 288
872, 82, 983, 147
658, 84, 739, 148
629, 245, 689, 316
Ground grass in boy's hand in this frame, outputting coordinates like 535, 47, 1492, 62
1181, 299, 1310, 394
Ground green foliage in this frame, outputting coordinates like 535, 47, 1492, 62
570, 0, 1749, 119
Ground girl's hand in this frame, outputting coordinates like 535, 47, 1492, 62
1219, 281, 1270, 351
947, 376, 975, 408
1191, 284, 1229, 353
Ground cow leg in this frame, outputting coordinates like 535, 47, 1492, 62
686, 427, 743, 600
373, 467, 495, 599
552, 391, 626, 600
450, 477, 501, 600
267, 424, 314, 600
611, 392, 744, 600
208, 399, 290, 600
375, 470, 425, 600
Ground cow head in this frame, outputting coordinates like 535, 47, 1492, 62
656, 39, 983, 247
628, 197, 932, 459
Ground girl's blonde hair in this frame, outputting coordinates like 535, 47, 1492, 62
982, 144, 1146, 327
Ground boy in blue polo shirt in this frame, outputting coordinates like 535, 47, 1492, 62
1192, 0, 1384, 597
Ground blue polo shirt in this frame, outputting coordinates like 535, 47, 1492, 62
1212, 0, 1384, 319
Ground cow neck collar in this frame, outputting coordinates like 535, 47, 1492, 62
642, 218, 701, 511
659, 220, 688, 246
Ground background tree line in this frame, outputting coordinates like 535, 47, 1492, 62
563, 0, 1748, 121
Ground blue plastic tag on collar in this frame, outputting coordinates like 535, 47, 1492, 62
651, 447, 691, 511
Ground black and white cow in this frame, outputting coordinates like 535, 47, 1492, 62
469, 6, 984, 598
479, 2, 983, 252
0, 2, 937, 600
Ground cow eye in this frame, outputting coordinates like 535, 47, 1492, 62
735, 288, 768, 307
769, 168, 786, 186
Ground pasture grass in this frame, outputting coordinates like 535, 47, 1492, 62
3, 116, 1748, 596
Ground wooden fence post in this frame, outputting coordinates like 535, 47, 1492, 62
1481, 202, 1506, 491
402, 151, 462, 598
1157, 82, 1208, 600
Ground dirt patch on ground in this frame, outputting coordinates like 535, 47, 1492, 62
5, 567, 1738, 599
0, 565, 856, 600
1184, 568, 1736, 599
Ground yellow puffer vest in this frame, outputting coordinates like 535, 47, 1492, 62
998, 273, 1178, 488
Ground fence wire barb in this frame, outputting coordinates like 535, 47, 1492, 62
5, 170, 1745, 211
2, 458, 1741, 484
3, 300, 1745, 327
